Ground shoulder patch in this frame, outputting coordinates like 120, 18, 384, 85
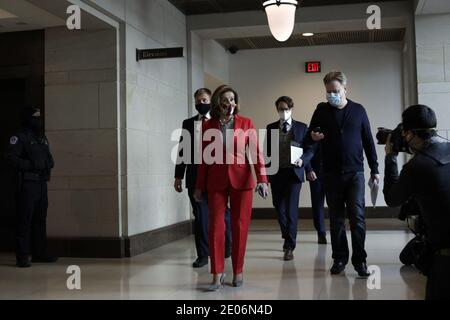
10, 136, 18, 145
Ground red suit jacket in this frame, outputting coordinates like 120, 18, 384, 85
196, 115, 268, 192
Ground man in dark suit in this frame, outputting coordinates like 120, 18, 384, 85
174, 88, 231, 268
265, 96, 311, 261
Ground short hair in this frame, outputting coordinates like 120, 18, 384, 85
402, 104, 437, 140
323, 71, 347, 86
210, 85, 240, 119
194, 88, 211, 99
275, 96, 294, 109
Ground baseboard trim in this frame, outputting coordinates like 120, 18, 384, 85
252, 206, 400, 219
2, 207, 400, 258
45, 220, 194, 258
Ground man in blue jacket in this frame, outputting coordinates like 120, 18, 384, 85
307, 71, 380, 277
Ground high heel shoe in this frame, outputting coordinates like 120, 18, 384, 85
232, 274, 243, 287
207, 273, 226, 291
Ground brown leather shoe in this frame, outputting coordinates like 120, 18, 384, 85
283, 249, 294, 261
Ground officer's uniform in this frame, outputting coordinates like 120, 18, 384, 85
6, 126, 54, 264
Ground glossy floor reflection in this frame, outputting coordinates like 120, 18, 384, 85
0, 220, 426, 300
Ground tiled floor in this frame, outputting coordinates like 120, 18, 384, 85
0, 220, 426, 300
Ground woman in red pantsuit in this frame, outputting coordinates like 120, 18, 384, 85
194, 85, 269, 290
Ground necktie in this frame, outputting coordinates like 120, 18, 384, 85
282, 121, 288, 134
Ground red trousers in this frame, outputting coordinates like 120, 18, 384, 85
208, 187, 253, 274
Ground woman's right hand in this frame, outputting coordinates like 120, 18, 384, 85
193, 189, 203, 202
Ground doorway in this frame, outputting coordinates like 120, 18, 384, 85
0, 30, 44, 251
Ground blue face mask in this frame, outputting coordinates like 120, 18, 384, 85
326, 92, 342, 107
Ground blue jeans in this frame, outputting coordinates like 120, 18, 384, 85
324, 172, 367, 266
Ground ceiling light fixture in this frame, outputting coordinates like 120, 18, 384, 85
262, 0, 298, 42
302, 32, 314, 37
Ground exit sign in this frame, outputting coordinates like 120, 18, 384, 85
305, 61, 321, 73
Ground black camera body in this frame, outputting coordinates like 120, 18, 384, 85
376, 123, 409, 153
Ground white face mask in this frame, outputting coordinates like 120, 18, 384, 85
279, 110, 292, 121
326, 92, 343, 107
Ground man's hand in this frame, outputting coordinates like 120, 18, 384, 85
385, 134, 395, 155
311, 131, 325, 142
174, 178, 183, 193
193, 189, 203, 202
293, 158, 303, 167
255, 183, 269, 199
371, 174, 380, 185
306, 171, 318, 182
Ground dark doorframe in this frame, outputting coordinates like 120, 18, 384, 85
0, 30, 45, 252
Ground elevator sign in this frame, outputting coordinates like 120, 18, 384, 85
305, 61, 321, 73
136, 47, 184, 61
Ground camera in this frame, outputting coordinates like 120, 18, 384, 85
376, 123, 409, 153
228, 46, 239, 54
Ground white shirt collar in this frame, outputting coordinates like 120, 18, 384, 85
279, 117, 292, 126
198, 111, 211, 121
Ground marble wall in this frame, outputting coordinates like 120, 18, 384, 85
415, 13, 450, 133
45, 26, 120, 237
122, 0, 190, 236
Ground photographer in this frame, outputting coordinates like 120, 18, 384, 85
383, 104, 450, 300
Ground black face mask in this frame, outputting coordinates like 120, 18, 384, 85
28, 117, 43, 133
195, 103, 210, 116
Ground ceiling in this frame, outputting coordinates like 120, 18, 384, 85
0, 0, 64, 32
168, 0, 405, 15
0, 0, 114, 33
415, 0, 450, 14
217, 28, 405, 51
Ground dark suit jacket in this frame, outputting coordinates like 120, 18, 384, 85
265, 119, 312, 183
174, 115, 200, 189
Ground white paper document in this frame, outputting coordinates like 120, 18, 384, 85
290, 146, 303, 165
368, 178, 379, 208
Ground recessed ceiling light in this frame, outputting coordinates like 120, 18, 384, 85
302, 32, 314, 37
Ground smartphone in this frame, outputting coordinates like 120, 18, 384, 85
313, 127, 322, 134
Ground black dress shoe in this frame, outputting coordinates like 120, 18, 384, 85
16, 258, 31, 268
318, 234, 327, 244
354, 262, 371, 277
330, 260, 346, 275
192, 257, 208, 268
32, 256, 58, 263
283, 249, 294, 261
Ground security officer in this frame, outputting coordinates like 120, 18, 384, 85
6, 106, 57, 268
383, 104, 450, 300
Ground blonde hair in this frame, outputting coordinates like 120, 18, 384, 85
323, 71, 347, 87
